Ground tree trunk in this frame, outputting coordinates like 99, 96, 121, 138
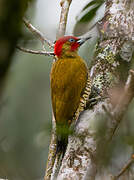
55, 0, 134, 179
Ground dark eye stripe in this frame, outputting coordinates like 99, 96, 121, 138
68, 38, 75, 42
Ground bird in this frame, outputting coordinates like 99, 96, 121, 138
50, 36, 91, 154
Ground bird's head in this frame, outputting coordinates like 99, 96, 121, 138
54, 36, 91, 58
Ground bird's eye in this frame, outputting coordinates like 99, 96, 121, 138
68, 38, 75, 42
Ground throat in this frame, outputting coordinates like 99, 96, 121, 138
60, 50, 78, 58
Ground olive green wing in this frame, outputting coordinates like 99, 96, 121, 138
50, 57, 88, 126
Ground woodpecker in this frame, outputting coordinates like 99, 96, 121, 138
50, 36, 91, 153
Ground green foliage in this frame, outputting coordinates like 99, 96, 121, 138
79, 0, 104, 23
73, 0, 105, 36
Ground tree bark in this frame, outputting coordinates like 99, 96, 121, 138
56, 0, 134, 179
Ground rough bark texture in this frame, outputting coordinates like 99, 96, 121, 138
56, 0, 134, 179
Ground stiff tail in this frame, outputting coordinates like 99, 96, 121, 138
56, 123, 70, 156
56, 136, 68, 156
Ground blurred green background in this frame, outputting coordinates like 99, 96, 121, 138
0, 0, 134, 180
0, 0, 95, 179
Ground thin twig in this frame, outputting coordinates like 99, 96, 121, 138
16, 46, 54, 56
56, 0, 72, 39
23, 18, 54, 48
102, 104, 114, 120
115, 69, 134, 114
44, 132, 57, 180
109, 69, 134, 140
111, 154, 134, 180
44, 114, 57, 180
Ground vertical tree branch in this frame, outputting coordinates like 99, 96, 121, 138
56, 0, 72, 39
108, 69, 134, 140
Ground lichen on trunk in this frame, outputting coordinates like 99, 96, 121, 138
56, 0, 134, 179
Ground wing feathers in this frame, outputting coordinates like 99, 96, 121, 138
50, 56, 88, 126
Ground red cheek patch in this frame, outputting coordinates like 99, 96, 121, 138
71, 43, 79, 51
54, 43, 63, 57
54, 36, 79, 57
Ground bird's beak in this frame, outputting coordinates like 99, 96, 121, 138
77, 36, 91, 46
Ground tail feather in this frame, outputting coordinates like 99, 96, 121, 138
56, 124, 69, 156
56, 137, 68, 156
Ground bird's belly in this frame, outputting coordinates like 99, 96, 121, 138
51, 59, 82, 91
50, 58, 87, 125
